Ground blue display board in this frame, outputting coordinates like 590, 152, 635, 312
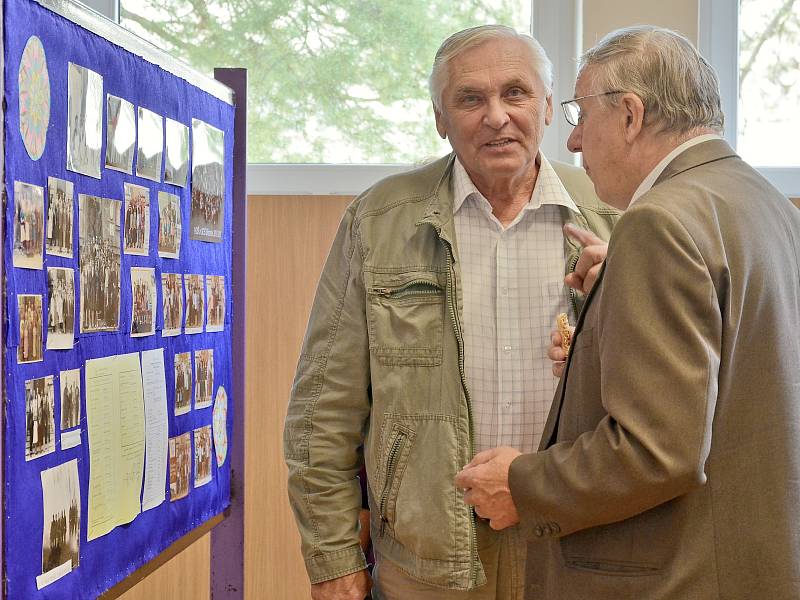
3, 0, 235, 597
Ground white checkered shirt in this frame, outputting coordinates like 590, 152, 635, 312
453, 155, 579, 454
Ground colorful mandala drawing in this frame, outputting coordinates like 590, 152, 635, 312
19, 36, 50, 161
213, 386, 228, 467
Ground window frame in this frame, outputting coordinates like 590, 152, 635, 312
699, 0, 800, 196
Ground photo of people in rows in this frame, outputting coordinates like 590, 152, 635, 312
169, 433, 191, 501
184, 274, 204, 333
79, 195, 121, 333
18, 294, 43, 364
47, 267, 75, 350
194, 425, 212, 487
60, 369, 81, 431
162, 273, 183, 336
130, 267, 156, 337
40, 460, 80, 576
46, 177, 74, 258
123, 183, 150, 256
26, 375, 55, 461
158, 191, 181, 259
174, 352, 192, 416
13, 180, 45, 269
194, 349, 213, 409
206, 275, 225, 332
190, 118, 224, 243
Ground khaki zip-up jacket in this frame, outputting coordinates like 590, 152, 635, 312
284, 154, 618, 589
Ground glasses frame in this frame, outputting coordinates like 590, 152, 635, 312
560, 91, 626, 126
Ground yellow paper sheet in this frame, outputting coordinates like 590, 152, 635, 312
86, 353, 145, 541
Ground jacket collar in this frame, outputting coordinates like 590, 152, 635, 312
416, 153, 460, 250
653, 138, 738, 188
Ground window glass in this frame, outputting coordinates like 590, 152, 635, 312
738, 0, 800, 167
120, 1, 532, 164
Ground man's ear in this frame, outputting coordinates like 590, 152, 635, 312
620, 93, 645, 142
544, 94, 553, 126
434, 102, 447, 140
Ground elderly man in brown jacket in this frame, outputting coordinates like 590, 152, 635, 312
457, 25, 800, 600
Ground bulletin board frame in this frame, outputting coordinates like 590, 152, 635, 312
1, 0, 247, 598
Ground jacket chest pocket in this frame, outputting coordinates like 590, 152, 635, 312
366, 273, 444, 366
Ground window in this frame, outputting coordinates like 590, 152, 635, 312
737, 0, 799, 168
700, 0, 800, 196
120, 1, 533, 166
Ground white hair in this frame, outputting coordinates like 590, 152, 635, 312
579, 25, 724, 134
428, 25, 553, 112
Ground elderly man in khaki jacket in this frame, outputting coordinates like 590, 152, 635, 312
457, 25, 800, 600
284, 25, 619, 600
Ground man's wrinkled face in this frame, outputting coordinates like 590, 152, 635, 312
435, 37, 553, 190
566, 67, 629, 209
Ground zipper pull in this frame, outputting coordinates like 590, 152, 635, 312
370, 287, 390, 296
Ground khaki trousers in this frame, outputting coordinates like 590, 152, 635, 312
372, 520, 526, 600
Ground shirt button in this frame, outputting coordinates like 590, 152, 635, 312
503, 345, 511, 353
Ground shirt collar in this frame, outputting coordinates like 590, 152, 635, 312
452, 153, 580, 216
629, 133, 722, 207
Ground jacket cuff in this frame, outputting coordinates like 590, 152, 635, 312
509, 453, 563, 542
305, 545, 368, 584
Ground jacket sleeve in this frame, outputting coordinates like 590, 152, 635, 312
509, 201, 722, 538
284, 200, 372, 583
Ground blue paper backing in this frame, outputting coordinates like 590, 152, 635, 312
3, 0, 235, 597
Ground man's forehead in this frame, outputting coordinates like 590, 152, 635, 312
450, 38, 535, 78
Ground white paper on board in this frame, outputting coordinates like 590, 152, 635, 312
141, 349, 169, 511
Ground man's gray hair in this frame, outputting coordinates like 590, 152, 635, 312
429, 25, 553, 112
579, 25, 724, 134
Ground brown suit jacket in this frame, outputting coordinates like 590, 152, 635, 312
509, 139, 800, 599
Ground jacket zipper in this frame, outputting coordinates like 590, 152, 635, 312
443, 241, 479, 588
370, 280, 442, 299
567, 252, 580, 317
379, 430, 408, 537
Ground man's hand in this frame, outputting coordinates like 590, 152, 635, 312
564, 223, 608, 295
455, 447, 522, 530
311, 570, 372, 600
548, 327, 574, 377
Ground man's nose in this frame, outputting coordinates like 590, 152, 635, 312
483, 98, 510, 129
566, 125, 581, 153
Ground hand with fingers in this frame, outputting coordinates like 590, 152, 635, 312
549, 327, 574, 378
455, 447, 522, 531
564, 223, 609, 295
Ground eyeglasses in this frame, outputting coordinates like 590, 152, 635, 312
560, 91, 626, 126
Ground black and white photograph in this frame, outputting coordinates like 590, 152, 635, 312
123, 183, 150, 256
184, 274, 205, 334
136, 107, 163, 182
18, 294, 43, 364
79, 194, 121, 333
174, 352, 192, 416
194, 425, 212, 487
169, 432, 191, 501
26, 375, 55, 461
130, 267, 156, 337
40, 459, 80, 578
190, 118, 224, 243
157, 191, 181, 259
105, 94, 135, 174
13, 180, 45, 269
46, 177, 74, 258
164, 117, 189, 187
66, 62, 102, 179
46, 267, 75, 350
206, 275, 225, 332
194, 349, 214, 409
162, 273, 183, 337
60, 368, 81, 431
